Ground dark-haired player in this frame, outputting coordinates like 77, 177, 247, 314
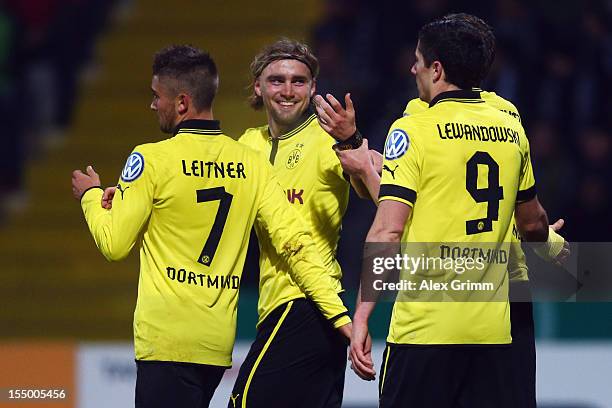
71, 45, 350, 408
349, 14, 569, 407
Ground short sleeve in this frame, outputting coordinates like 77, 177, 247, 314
516, 133, 537, 202
378, 119, 422, 207
403, 98, 428, 117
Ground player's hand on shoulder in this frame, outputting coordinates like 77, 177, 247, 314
313, 93, 356, 140
102, 186, 117, 209
71, 165, 101, 200
336, 138, 372, 176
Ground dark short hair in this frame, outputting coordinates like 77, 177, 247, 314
152, 45, 218, 111
248, 38, 319, 110
418, 13, 495, 89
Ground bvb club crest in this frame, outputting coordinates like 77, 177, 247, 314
286, 145, 303, 169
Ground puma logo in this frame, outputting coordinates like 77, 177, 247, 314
230, 393, 240, 407
383, 164, 399, 179
117, 184, 130, 199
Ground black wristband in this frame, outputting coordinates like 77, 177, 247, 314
334, 130, 363, 151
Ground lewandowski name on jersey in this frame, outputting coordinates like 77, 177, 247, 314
436, 122, 520, 145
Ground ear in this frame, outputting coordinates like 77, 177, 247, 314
310, 79, 316, 98
431, 61, 444, 83
254, 79, 262, 97
177, 93, 189, 115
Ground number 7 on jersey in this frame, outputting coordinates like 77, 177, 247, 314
196, 187, 233, 266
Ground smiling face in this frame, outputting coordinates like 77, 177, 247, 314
254, 59, 315, 134
150, 75, 179, 134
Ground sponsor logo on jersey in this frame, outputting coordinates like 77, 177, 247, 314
120, 152, 144, 182
384, 129, 409, 160
286, 188, 304, 204
117, 184, 130, 199
383, 164, 399, 179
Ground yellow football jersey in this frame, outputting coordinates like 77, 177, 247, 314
380, 90, 536, 344
240, 113, 349, 325
80, 120, 350, 367
404, 89, 528, 282
404, 88, 522, 123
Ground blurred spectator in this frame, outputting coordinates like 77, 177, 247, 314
0, 0, 118, 218
312, 0, 612, 284
567, 127, 612, 241
312, 0, 378, 129
0, 2, 26, 216
528, 121, 577, 216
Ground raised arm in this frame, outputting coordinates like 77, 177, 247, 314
313, 93, 381, 203
72, 149, 154, 261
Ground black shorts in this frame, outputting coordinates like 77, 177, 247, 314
229, 298, 347, 408
135, 360, 225, 408
378, 344, 515, 408
509, 280, 536, 408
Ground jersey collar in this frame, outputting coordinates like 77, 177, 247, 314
268, 111, 318, 141
174, 119, 222, 136
429, 89, 483, 107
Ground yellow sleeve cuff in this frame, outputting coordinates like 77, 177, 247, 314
332, 315, 352, 329
80, 186, 103, 204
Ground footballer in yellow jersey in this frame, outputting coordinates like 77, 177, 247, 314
80, 122, 349, 365
404, 89, 528, 282
239, 114, 348, 325
229, 39, 378, 408
403, 89, 538, 407
350, 14, 566, 408
72, 45, 350, 408
379, 89, 534, 345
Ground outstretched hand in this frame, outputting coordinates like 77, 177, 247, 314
72, 166, 101, 200
313, 93, 356, 141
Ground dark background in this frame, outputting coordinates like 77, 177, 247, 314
0, 0, 610, 341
